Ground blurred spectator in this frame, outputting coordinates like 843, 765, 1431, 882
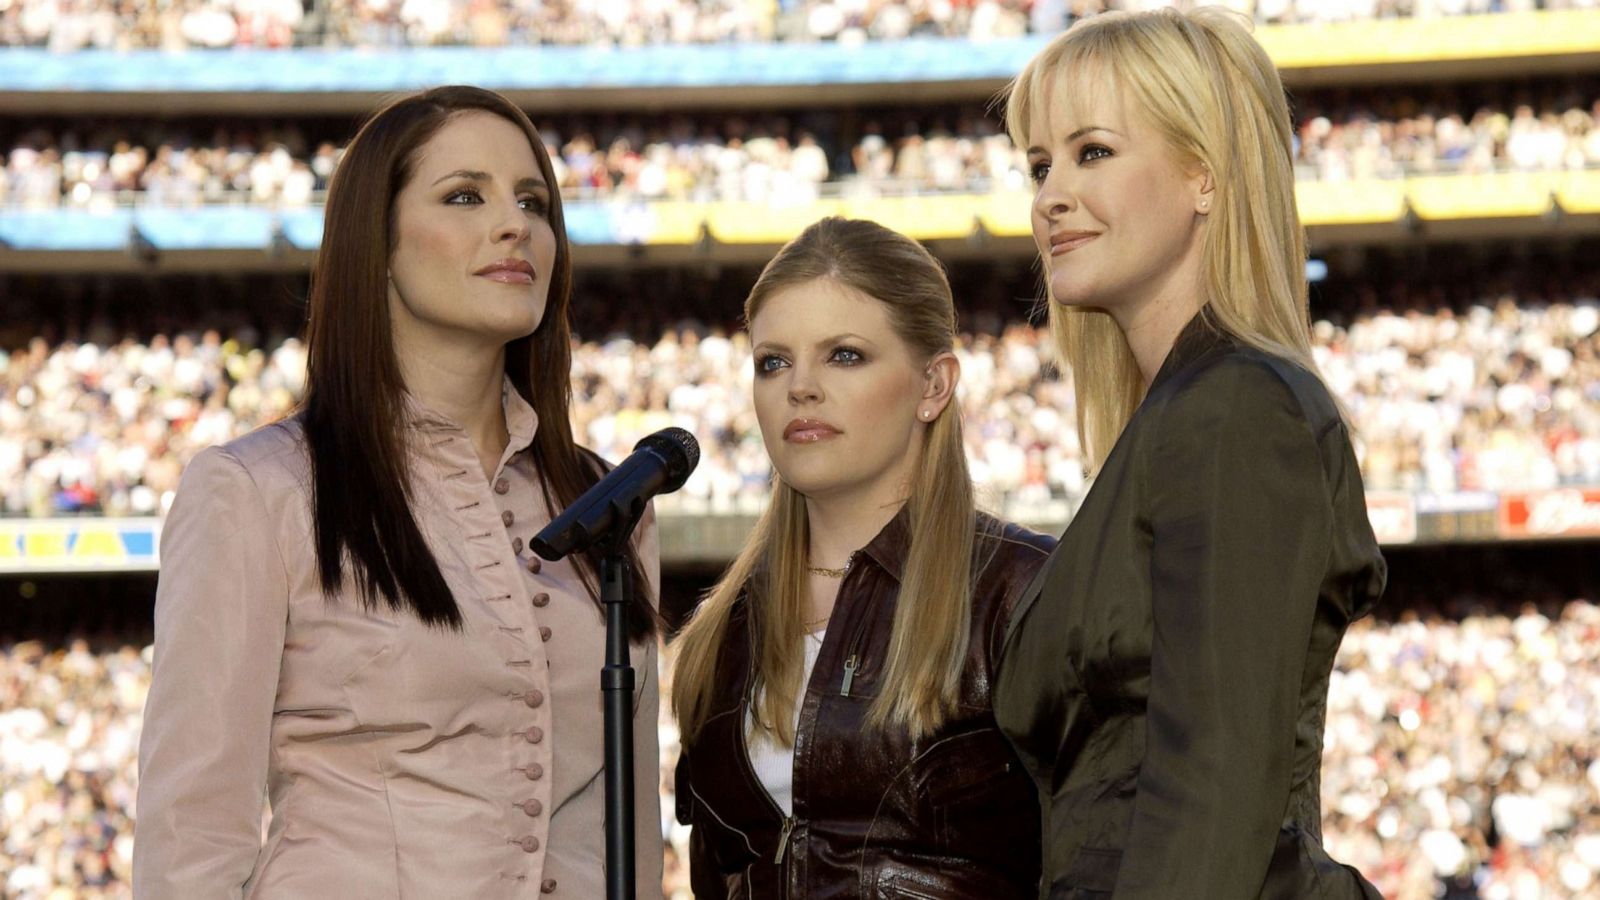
2, 123, 327, 211
0, 330, 305, 517
2, 295, 1596, 519
5, 596, 1600, 897
0, 639, 145, 898
1293, 92, 1600, 181
1319, 298, 1600, 494
6, 90, 1598, 209
4, 0, 1589, 50
1321, 600, 1600, 899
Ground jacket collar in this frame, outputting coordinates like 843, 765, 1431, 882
1146, 306, 1233, 396
744, 503, 912, 592
856, 504, 912, 583
401, 374, 539, 456
503, 379, 539, 455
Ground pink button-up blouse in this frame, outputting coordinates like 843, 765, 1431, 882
134, 381, 664, 899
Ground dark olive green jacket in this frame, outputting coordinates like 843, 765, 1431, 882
995, 312, 1386, 900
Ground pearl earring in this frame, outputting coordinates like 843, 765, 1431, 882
921, 409, 933, 420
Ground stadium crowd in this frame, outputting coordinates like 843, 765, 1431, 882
4, 590, 1600, 898
1320, 597, 1600, 899
3, 0, 1594, 51
1, 292, 1597, 519
0, 639, 143, 897
4, 86, 1598, 209
1294, 95, 1600, 182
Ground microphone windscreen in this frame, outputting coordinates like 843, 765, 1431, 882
634, 427, 700, 493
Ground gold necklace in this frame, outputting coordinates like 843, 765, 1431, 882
806, 553, 855, 579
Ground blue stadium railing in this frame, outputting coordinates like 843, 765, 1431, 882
0, 204, 622, 251
1, 11, 1592, 97
0, 38, 1043, 94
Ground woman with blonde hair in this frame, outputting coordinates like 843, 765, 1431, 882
671, 216, 1053, 898
993, 8, 1385, 899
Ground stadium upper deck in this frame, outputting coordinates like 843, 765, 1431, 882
2, 9, 1596, 112
2, 11, 1598, 269
2, 6, 1597, 572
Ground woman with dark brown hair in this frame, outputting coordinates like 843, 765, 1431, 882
134, 86, 663, 899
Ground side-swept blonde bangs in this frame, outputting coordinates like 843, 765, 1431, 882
1006, 6, 1327, 471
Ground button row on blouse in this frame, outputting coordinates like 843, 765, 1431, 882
502, 483, 548, 833
497, 501, 522, 556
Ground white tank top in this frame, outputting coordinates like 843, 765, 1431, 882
744, 629, 826, 816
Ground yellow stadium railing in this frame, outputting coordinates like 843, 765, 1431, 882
702, 199, 845, 244
1405, 173, 1556, 220
1556, 169, 1600, 215
702, 195, 984, 244
646, 170, 1580, 246
1260, 10, 1600, 70
1296, 180, 1409, 226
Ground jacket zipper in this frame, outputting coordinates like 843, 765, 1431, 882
773, 815, 795, 863
741, 569, 871, 875
837, 600, 874, 697
737, 619, 797, 871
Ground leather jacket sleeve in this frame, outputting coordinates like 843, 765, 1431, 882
676, 748, 730, 900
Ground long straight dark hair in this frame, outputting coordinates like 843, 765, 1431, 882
303, 85, 655, 638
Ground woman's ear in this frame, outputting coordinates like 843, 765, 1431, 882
1192, 162, 1215, 215
917, 351, 961, 421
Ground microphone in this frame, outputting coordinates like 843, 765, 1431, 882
532, 427, 700, 560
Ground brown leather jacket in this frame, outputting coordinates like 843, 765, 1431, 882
674, 511, 1054, 899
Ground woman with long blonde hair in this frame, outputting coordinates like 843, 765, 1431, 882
671, 216, 1052, 898
993, 8, 1385, 899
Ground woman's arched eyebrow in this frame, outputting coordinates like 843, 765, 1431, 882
1028, 125, 1125, 155
754, 333, 873, 354
431, 169, 549, 192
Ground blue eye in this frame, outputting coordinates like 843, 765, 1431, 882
1029, 160, 1050, 184
1078, 144, 1113, 164
755, 354, 788, 375
831, 346, 864, 365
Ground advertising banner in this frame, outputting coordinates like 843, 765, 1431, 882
1499, 489, 1600, 540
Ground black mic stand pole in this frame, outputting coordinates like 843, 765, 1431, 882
597, 505, 645, 900
533, 427, 700, 900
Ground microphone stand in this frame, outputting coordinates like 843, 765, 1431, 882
596, 506, 644, 900
532, 427, 699, 900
